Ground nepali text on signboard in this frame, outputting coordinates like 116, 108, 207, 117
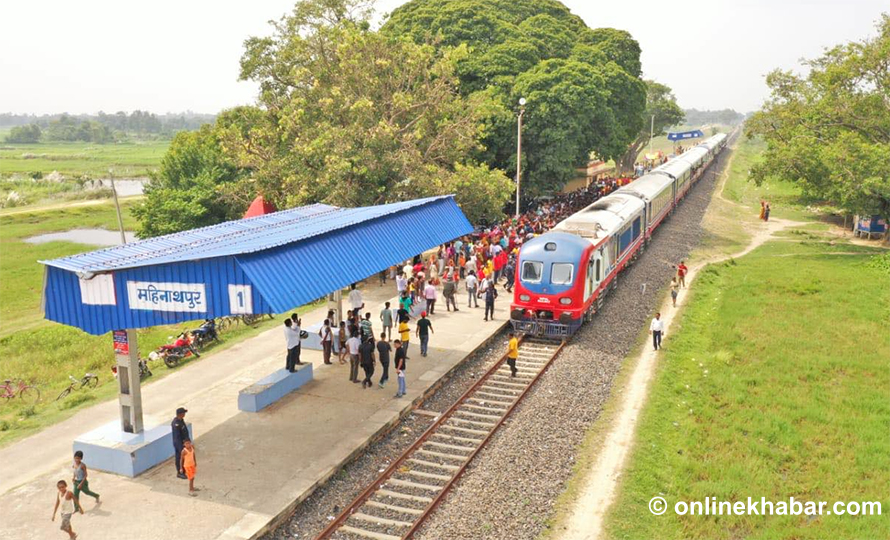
126, 281, 207, 313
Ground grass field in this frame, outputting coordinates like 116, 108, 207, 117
0, 202, 314, 447
0, 127, 168, 179
593, 134, 890, 539
604, 241, 890, 540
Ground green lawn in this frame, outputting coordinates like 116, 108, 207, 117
0, 202, 316, 446
604, 240, 890, 540
0, 139, 168, 179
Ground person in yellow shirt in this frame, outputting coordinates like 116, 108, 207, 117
507, 332, 519, 377
399, 319, 411, 358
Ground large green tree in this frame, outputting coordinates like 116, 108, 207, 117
616, 80, 685, 173
133, 116, 248, 238
383, 0, 647, 195
227, 0, 512, 224
746, 14, 890, 217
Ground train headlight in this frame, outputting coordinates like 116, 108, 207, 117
519, 294, 531, 302
559, 297, 572, 305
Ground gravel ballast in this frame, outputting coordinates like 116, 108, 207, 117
265, 144, 733, 540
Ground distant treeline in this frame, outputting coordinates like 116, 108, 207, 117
683, 108, 747, 127
1, 111, 216, 143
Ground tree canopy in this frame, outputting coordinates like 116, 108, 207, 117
616, 80, 685, 173
746, 14, 890, 217
383, 0, 646, 195
132, 118, 247, 238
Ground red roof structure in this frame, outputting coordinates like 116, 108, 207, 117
243, 195, 277, 218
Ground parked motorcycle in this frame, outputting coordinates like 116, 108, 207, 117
111, 358, 152, 380
151, 333, 200, 368
190, 319, 219, 349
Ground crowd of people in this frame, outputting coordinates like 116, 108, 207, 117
275, 173, 640, 402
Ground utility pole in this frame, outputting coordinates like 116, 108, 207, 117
515, 97, 526, 218
648, 114, 655, 156
109, 168, 127, 245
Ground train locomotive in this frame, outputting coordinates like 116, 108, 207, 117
510, 133, 728, 337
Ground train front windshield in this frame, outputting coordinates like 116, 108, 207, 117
550, 263, 574, 285
521, 261, 543, 283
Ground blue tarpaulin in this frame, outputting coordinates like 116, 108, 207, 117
667, 130, 704, 141
41, 195, 472, 335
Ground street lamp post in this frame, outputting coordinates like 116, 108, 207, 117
515, 97, 526, 218
648, 114, 655, 156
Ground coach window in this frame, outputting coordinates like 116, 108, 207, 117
521, 260, 543, 283
551, 263, 574, 285
595, 258, 602, 281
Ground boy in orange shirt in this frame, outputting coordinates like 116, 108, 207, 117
180, 440, 198, 496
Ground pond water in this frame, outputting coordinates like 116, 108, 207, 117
25, 228, 137, 246
90, 179, 147, 197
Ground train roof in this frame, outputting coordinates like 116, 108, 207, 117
676, 146, 709, 166
617, 173, 673, 201
519, 231, 591, 262
652, 158, 693, 180
553, 192, 644, 240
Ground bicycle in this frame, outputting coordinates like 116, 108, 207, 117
55, 373, 99, 401
0, 379, 40, 404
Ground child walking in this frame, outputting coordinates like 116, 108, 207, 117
181, 440, 198, 496
52, 480, 77, 539
71, 450, 99, 512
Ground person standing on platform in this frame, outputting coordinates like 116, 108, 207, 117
290, 314, 303, 365
318, 318, 334, 364
359, 336, 376, 389
71, 451, 99, 512
171, 407, 190, 479
338, 321, 348, 364
181, 440, 198, 496
396, 271, 407, 298
424, 281, 437, 314
677, 261, 688, 289
465, 270, 479, 308
377, 332, 391, 388
346, 332, 362, 382
503, 257, 516, 293
380, 301, 394, 340
283, 318, 301, 372
443, 267, 459, 312
348, 283, 364, 320
360, 312, 374, 341
398, 317, 411, 358
650, 313, 664, 350
416, 311, 434, 357
483, 282, 498, 321
507, 332, 519, 377
393, 340, 407, 398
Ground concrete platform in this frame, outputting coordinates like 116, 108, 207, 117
73, 421, 194, 477
238, 364, 313, 413
0, 280, 510, 540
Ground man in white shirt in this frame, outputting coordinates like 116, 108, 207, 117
348, 283, 364, 319
423, 282, 438, 315
283, 317, 302, 372
396, 272, 408, 296
346, 334, 362, 383
465, 271, 479, 308
649, 312, 664, 351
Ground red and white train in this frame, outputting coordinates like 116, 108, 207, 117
510, 133, 729, 336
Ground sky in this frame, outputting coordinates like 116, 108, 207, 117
1, 0, 886, 115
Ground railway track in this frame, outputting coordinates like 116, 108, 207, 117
314, 336, 566, 540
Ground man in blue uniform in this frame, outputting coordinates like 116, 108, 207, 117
171, 407, 190, 479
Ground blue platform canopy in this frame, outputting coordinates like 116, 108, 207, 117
667, 130, 704, 141
41, 195, 472, 335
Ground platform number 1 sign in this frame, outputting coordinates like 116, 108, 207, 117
228, 284, 253, 315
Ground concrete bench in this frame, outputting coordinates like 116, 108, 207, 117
73, 420, 193, 477
238, 363, 313, 413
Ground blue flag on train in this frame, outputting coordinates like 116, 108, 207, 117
667, 130, 704, 141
